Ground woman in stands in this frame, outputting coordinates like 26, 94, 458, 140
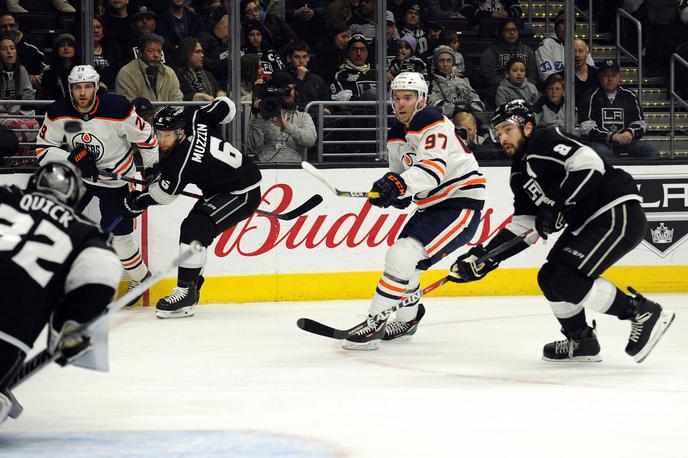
40, 33, 78, 101
175, 37, 226, 102
0, 37, 38, 159
92, 16, 118, 91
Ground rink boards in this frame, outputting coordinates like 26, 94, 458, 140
2, 164, 687, 303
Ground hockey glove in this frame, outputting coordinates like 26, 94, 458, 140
122, 191, 147, 220
391, 196, 412, 209
535, 195, 566, 240
142, 163, 161, 186
369, 172, 407, 208
448, 244, 499, 283
67, 146, 98, 182
48, 320, 92, 367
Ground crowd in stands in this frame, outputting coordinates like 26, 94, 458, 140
2, 0, 688, 164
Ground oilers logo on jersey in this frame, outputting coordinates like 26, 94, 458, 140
71, 132, 104, 162
402, 152, 416, 167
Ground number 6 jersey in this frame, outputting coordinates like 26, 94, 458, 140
145, 97, 262, 205
387, 107, 486, 211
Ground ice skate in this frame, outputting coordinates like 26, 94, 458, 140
341, 315, 389, 351
542, 321, 602, 362
155, 284, 199, 319
383, 303, 426, 342
625, 287, 675, 363
124, 272, 151, 308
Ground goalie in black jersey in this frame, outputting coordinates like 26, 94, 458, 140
121, 97, 262, 319
449, 99, 675, 363
0, 162, 121, 424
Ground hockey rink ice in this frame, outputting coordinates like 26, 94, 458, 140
1, 294, 686, 458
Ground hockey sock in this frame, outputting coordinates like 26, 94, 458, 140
557, 310, 589, 336
112, 234, 149, 282
396, 270, 422, 322
178, 267, 202, 288
370, 272, 410, 316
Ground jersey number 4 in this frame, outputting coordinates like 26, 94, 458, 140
0, 204, 72, 287
209, 137, 243, 169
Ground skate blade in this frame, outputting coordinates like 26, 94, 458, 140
0, 397, 11, 424
382, 334, 416, 343
341, 340, 382, 351
632, 311, 675, 363
542, 355, 602, 362
155, 306, 196, 319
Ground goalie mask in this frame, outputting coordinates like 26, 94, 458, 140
27, 162, 86, 208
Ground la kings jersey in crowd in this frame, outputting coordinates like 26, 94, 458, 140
36, 94, 159, 188
578, 86, 647, 143
145, 97, 262, 206
0, 186, 119, 349
387, 107, 486, 210
510, 127, 641, 232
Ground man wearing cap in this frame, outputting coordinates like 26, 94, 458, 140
116, 33, 183, 106
330, 33, 377, 102
399, 3, 429, 58
385, 10, 400, 67
535, 10, 594, 81
247, 70, 317, 162
124, 4, 178, 68
579, 59, 659, 159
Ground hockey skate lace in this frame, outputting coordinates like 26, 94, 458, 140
629, 313, 652, 342
125, 280, 141, 295
553, 339, 572, 356
164, 287, 189, 304
385, 320, 410, 335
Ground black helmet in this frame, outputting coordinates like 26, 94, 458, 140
27, 162, 85, 208
153, 106, 185, 131
490, 99, 536, 131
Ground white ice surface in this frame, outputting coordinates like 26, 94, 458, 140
1, 294, 686, 458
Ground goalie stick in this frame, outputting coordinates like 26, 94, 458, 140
301, 161, 380, 198
8, 241, 203, 389
297, 230, 534, 340
99, 170, 323, 221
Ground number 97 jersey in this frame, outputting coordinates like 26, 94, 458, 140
149, 98, 262, 205
387, 107, 486, 211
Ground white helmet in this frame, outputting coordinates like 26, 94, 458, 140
390, 72, 428, 123
68, 65, 100, 89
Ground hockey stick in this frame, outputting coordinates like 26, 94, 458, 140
301, 161, 380, 198
297, 230, 534, 340
8, 241, 203, 389
98, 170, 323, 221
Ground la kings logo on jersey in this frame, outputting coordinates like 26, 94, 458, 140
601, 108, 624, 132
72, 132, 104, 161
523, 177, 546, 205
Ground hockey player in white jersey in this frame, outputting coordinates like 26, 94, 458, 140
342, 72, 486, 350
36, 65, 159, 299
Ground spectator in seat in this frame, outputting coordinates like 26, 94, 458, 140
92, 16, 118, 91
199, 14, 230, 91
175, 37, 225, 102
495, 56, 540, 107
242, 21, 285, 80
0, 37, 38, 157
387, 34, 427, 82
0, 13, 47, 90
285, 40, 330, 112
534, 72, 570, 130
40, 34, 78, 101
535, 10, 594, 82
479, 18, 537, 100
574, 38, 598, 107
459, 0, 523, 24
399, 3, 429, 59
116, 33, 183, 106
155, 0, 208, 50
385, 10, 400, 68
578, 59, 659, 159
311, 22, 350, 86
452, 111, 505, 160
103, 0, 131, 49
121, 3, 178, 69
241, 53, 263, 102
331, 33, 377, 102
247, 70, 317, 163
437, 29, 466, 76
428, 45, 485, 116
286, 0, 325, 45
347, 0, 376, 41
242, 0, 296, 52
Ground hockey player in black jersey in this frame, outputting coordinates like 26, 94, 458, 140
0, 162, 121, 424
121, 97, 262, 319
449, 99, 675, 363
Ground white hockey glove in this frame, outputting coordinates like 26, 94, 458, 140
331, 89, 353, 102
48, 320, 92, 367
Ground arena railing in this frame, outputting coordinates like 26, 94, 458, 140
616, 8, 643, 107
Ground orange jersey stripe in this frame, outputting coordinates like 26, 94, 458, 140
426, 209, 473, 254
378, 278, 407, 294
415, 177, 487, 206
420, 159, 445, 175
114, 155, 134, 174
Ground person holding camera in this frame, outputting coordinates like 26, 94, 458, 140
247, 70, 317, 163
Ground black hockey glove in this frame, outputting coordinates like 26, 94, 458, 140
535, 195, 566, 240
142, 164, 161, 186
391, 196, 412, 209
369, 172, 407, 208
122, 191, 147, 220
67, 146, 98, 182
448, 244, 499, 283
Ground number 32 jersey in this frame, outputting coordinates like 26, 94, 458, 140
387, 107, 486, 210
147, 97, 262, 205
